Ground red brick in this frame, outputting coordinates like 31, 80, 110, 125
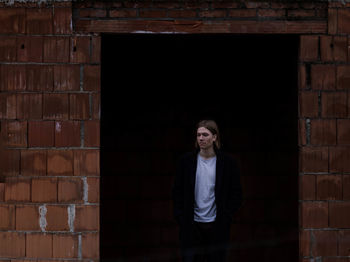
91, 36, 101, 63
26, 8, 53, 35
316, 175, 342, 200
334, 36, 347, 62
55, 121, 81, 147
320, 35, 333, 61
0, 184, 4, 201
0, 65, 26, 91
330, 202, 350, 227
0, 36, 16, 61
87, 177, 99, 203
4, 177, 31, 202
288, 9, 316, 18
52, 234, 78, 258
343, 175, 350, 200
28, 121, 55, 147
257, 9, 286, 18
0, 149, 20, 177
338, 230, 350, 256
0, 8, 26, 34
74, 205, 99, 231
310, 119, 336, 145
300, 229, 311, 256
321, 91, 347, 118
0, 232, 25, 258
338, 9, 350, 34
17, 36, 44, 63
15, 205, 40, 231
83, 65, 100, 91
337, 65, 350, 90
43, 36, 70, 63
330, 146, 350, 173
311, 230, 337, 256
228, 9, 256, 18
32, 177, 57, 203
3, 121, 27, 148
53, 65, 80, 91
139, 9, 168, 18
299, 91, 318, 117
300, 36, 318, 61
47, 150, 74, 176
0, 204, 15, 230
0, 93, 17, 119
53, 7, 72, 34
81, 233, 99, 258
109, 9, 138, 18
299, 119, 307, 146
26, 233, 53, 258
299, 175, 315, 200
79, 9, 107, 18
16, 93, 42, 119
26, 65, 54, 91
91, 93, 100, 120
338, 119, 350, 144
69, 94, 90, 120
21, 150, 47, 176
43, 94, 69, 120
58, 177, 83, 203
46, 205, 69, 231
168, 9, 197, 18
70, 36, 90, 63
301, 201, 328, 228
74, 149, 100, 176
311, 64, 336, 90
84, 120, 100, 147
300, 146, 328, 173
328, 8, 337, 35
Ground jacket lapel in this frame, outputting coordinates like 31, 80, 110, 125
215, 151, 224, 197
189, 151, 198, 188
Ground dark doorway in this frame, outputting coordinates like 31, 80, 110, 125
101, 34, 299, 262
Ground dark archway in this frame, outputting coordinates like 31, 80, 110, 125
101, 34, 299, 262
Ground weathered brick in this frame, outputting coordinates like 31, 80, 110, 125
83, 65, 100, 91
300, 146, 328, 173
299, 91, 318, 117
53, 65, 80, 91
301, 201, 328, 228
228, 9, 256, 18
70, 36, 90, 63
0, 204, 15, 230
0, 149, 20, 177
0, 65, 26, 91
32, 177, 57, 203
338, 9, 350, 34
300, 36, 318, 61
91, 36, 101, 63
87, 177, 99, 203
17, 36, 44, 63
91, 93, 100, 120
4, 177, 31, 202
47, 150, 74, 176
316, 175, 342, 200
28, 121, 55, 147
299, 175, 315, 200
334, 36, 347, 61
81, 233, 99, 258
0, 8, 26, 34
46, 205, 69, 231
79, 8, 107, 18
311, 64, 336, 90
0, 232, 25, 258
0, 36, 16, 62
15, 205, 40, 231
338, 119, 350, 144
0, 184, 4, 201
55, 121, 81, 147
26, 233, 53, 258
338, 230, 350, 256
321, 91, 347, 118
84, 120, 100, 147
109, 9, 138, 18
329, 202, 350, 227
43, 36, 70, 63
75, 205, 99, 231
26, 8, 53, 35
330, 146, 350, 173
53, 7, 72, 34
139, 9, 168, 18
310, 119, 336, 145
21, 150, 47, 176
58, 177, 83, 203
343, 175, 350, 200
26, 65, 54, 92
74, 149, 100, 176
69, 93, 90, 120
328, 8, 337, 35
337, 65, 350, 90
52, 234, 79, 258
0, 93, 17, 119
311, 230, 338, 256
1, 121, 27, 148
43, 93, 69, 120
16, 93, 42, 119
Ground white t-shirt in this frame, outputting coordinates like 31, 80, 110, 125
194, 154, 217, 222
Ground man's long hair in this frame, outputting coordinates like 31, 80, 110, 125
195, 119, 221, 150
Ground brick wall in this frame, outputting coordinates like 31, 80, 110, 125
0, 1, 100, 261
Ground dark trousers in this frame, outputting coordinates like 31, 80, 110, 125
182, 221, 229, 262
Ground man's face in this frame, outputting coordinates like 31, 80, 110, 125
197, 127, 217, 150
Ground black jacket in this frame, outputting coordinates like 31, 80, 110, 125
172, 149, 243, 245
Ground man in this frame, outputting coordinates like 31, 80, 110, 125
172, 119, 243, 262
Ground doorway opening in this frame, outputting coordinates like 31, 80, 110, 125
101, 34, 299, 262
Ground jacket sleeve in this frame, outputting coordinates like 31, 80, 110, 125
172, 156, 185, 225
226, 157, 243, 221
